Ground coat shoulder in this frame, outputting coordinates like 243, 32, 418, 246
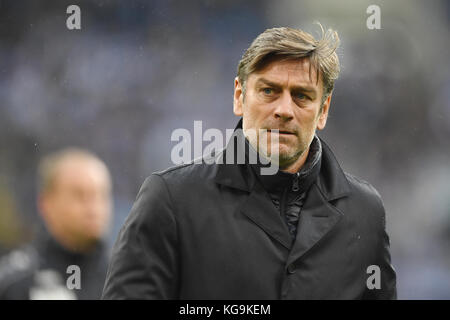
345, 172, 382, 199
152, 151, 221, 186
343, 172, 386, 216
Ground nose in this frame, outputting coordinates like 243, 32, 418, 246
273, 92, 294, 121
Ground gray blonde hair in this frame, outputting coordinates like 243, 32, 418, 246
237, 23, 340, 105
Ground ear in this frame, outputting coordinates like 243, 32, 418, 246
233, 77, 244, 116
316, 92, 332, 130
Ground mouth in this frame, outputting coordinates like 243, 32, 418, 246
267, 129, 295, 135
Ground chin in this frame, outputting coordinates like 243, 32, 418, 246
266, 143, 292, 158
278, 146, 306, 164
83, 228, 105, 241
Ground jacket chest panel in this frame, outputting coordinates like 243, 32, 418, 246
177, 192, 290, 298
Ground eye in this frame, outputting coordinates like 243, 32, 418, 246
262, 88, 273, 95
294, 92, 307, 100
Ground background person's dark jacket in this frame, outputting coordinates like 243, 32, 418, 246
0, 231, 109, 300
102, 122, 397, 300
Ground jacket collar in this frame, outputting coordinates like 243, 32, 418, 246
316, 137, 351, 201
215, 119, 351, 201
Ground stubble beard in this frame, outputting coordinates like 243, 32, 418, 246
276, 141, 307, 170
252, 130, 308, 170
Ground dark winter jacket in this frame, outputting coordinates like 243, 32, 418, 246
102, 120, 397, 299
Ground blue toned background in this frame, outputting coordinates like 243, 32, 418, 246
0, 0, 449, 299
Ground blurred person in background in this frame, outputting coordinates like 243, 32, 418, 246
0, 148, 112, 299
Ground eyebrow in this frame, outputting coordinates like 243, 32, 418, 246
255, 78, 318, 94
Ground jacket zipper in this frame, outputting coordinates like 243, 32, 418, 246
280, 173, 300, 226
280, 187, 288, 220
292, 172, 300, 191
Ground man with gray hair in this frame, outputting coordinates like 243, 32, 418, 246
103, 24, 397, 299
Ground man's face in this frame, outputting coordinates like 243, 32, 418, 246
233, 58, 331, 170
40, 157, 112, 250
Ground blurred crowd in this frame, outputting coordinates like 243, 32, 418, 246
0, 0, 449, 299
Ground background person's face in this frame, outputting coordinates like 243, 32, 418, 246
234, 58, 331, 170
40, 158, 112, 250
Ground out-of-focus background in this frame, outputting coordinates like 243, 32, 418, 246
0, 0, 449, 299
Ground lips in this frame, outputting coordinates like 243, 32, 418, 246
267, 129, 295, 135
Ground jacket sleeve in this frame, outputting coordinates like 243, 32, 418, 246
363, 193, 397, 300
102, 174, 179, 299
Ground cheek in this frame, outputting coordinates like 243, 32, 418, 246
95, 198, 111, 220
296, 107, 319, 127
244, 100, 272, 124
58, 194, 85, 222
242, 104, 257, 129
